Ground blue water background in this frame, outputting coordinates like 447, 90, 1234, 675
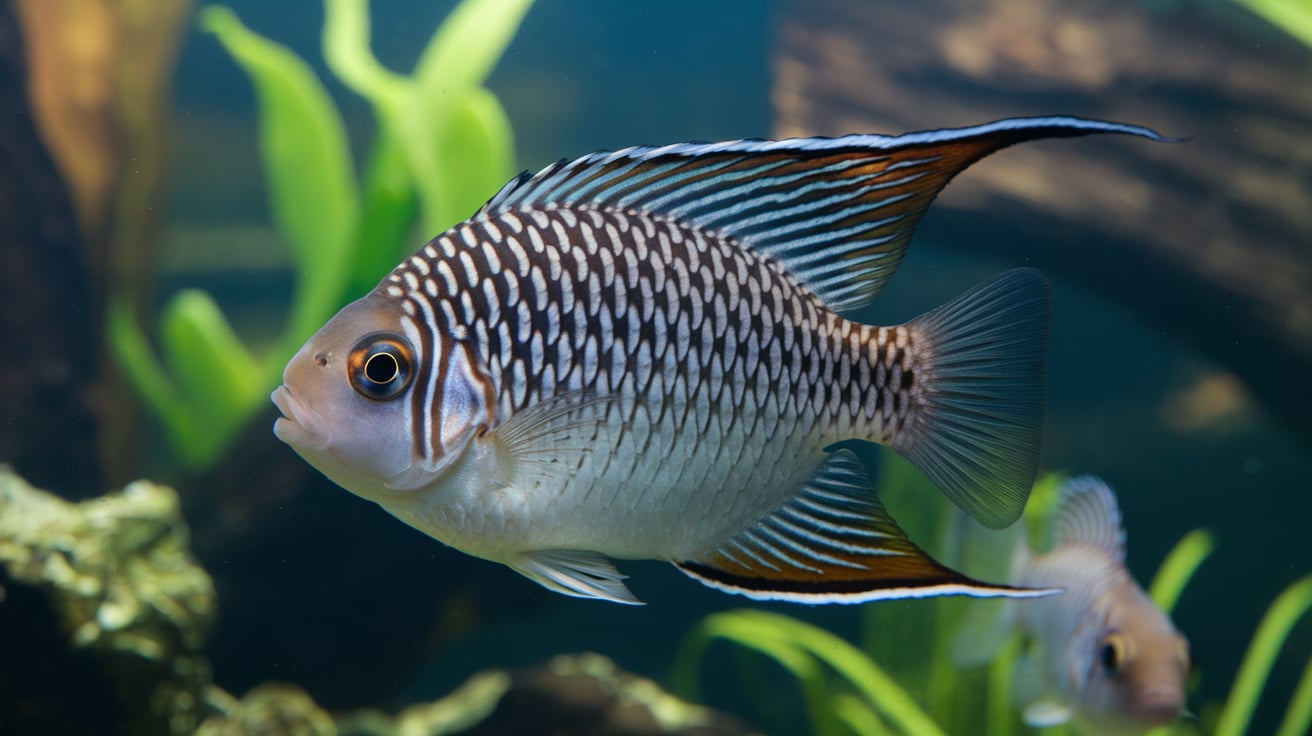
157, 0, 1311, 731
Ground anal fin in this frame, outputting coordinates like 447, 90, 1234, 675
675, 450, 1053, 604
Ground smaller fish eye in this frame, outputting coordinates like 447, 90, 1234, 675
348, 334, 414, 401
1099, 633, 1127, 675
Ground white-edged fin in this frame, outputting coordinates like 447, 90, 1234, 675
1053, 475, 1126, 562
508, 549, 642, 605
894, 267, 1052, 529
483, 117, 1168, 312
494, 389, 622, 489
1023, 700, 1073, 728
674, 450, 1054, 604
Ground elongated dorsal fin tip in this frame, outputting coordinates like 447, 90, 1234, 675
483, 116, 1165, 314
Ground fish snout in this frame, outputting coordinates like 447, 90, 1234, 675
1127, 685, 1186, 726
271, 385, 328, 451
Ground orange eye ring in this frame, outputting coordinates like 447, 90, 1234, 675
348, 334, 414, 400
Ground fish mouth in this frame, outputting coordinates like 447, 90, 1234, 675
1127, 688, 1185, 725
271, 385, 328, 452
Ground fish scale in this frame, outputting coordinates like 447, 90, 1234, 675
382, 207, 918, 560
272, 115, 1167, 604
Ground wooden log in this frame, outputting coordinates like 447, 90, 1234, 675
773, 0, 1312, 447
0, 0, 102, 497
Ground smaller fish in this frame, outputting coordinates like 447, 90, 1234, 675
953, 476, 1192, 735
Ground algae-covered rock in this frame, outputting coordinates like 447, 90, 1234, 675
363, 652, 757, 736
0, 468, 218, 735
202, 653, 756, 736
196, 684, 337, 736
0, 469, 751, 735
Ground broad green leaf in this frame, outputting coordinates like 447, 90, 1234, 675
412, 0, 536, 94
350, 125, 421, 297
201, 6, 359, 345
431, 88, 516, 227
402, 0, 534, 233
321, 0, 408, 117
106, 295, 193, 454
160, 290, 262, 466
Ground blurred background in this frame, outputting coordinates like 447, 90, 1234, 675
2, 0, 1309, 734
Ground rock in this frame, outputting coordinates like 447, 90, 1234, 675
196, 684, 336, 736
201, 654, 756, 736
0, 469, 219, 735
0, 469, 752, 735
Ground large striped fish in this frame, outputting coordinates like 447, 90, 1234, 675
271, 116, 1164, 604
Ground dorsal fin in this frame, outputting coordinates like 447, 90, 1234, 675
483, 117, 1167, 312
1052, 475, 1125, 562
674, 450, 1055, 603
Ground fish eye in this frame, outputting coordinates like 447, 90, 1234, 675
348, 334, 414, 400
1099, 633, 1127, 675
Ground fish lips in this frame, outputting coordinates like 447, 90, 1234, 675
1125, 686, 1186, 726
271, 385, 329, 452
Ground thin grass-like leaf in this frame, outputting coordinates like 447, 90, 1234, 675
1215, 576, 1312, 736
1232, 0, 1312, 48
1147, 529, 1214, 614
671, 612, 842, 736
732, 610, 948, 736
1275, 648, 1312, 736
985, 634, 1022, 736
832, 691, 892, 736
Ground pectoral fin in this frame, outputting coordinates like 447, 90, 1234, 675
493, 389, 624, 489
675, 450, 1054, 604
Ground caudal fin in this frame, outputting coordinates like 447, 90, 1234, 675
894, 268, 1052, 528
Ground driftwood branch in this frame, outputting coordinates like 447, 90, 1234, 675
773, 0, 1312, 446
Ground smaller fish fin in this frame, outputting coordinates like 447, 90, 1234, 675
508, 549, 642, 605
484, 117, 1167, 312
951, 596, 1021, 668
950, 512, 1032, 667
1012, 648, 1070, 726
1052, 475, 1126, 562
1022, 700, 1073, 728
674, 450, 1052, 603
493, 389, 624, 489
893, 267, 1052, 528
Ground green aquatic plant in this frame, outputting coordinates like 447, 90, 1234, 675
1212, 576, 1312, 736
108, 0, 534, 469
671, 609, 947, 736
670, 460, 1312, 735
1231, 0, 1312, 48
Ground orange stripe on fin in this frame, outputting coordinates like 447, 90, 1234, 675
673, 450, 1053, 603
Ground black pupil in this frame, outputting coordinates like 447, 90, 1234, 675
364, 351, 399, 384
1101, 642, 1120, 671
